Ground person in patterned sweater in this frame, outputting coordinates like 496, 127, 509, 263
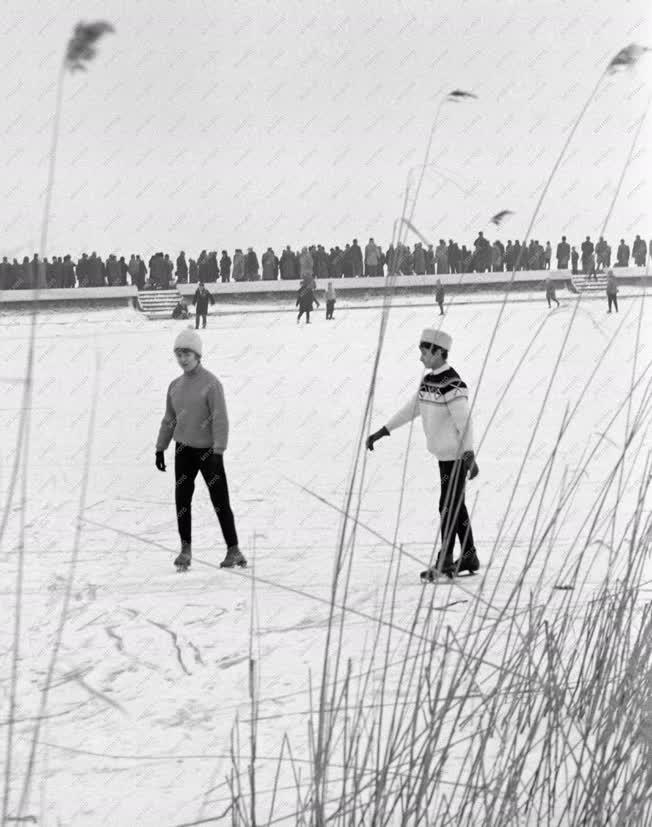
155, 328, 247, 571
366, 328, 480, 580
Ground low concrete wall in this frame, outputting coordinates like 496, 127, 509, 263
0, 286, 135, 306
0, 269, 648, 305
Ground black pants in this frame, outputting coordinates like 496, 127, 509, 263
195, 310, 207, 328
438, 460, 475, 563
326, 299, 335, 319
297, 308, 311, 322
607, 294, 618, 312
174, 443, 238, 548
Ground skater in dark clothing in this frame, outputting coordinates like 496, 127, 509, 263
193, 281, 215, 329
155, 328, 247, 571
545, 277, 560, 309
435, 279, 445, 315
606, 270, 619, 313
366, 328, 480, 580
296, 280, 320, 324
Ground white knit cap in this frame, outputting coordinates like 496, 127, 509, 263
174, 327, 202, 357
420, 328, 452, 351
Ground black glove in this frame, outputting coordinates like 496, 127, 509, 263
155, 451, 166, 472
366, 426, 389, 451
462, 450, 479, 480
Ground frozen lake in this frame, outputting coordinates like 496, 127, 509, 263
1, 288, 650, 825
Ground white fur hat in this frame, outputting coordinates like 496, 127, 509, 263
420, 328, 452, 351
174, 327, 202, 357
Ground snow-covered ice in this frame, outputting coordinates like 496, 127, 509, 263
0, 289, 650, 824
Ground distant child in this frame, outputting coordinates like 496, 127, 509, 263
171, 298, 189, 319
606, 269, 618, 313
435, 279, 445, 315
325, 281, 336, 320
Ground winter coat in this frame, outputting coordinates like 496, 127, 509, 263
138, 259, 147, 286
616, 243, 630, 266
299, 250, 313, 278
435, 244, 448, 271
107, 256, 121, 286
63, 259, 76, 287
280, 250, 297, 280
425, 247, 435, 274
189, 259, 198, 283
351, 243, 363, 276
232, 252, 245, 281
220, 254, 232, 280
556, 241, 570, 266
36, 259, 47, 289
0, 259, 9, 289
296, 284, 319, 312
207, 254, 219, 282
413, 245, 426, 275
316, 249, 330, 280
262, 251, 277, 280
194, 287, 215, 314
176, 254, 188, 279
245, 251, 259, 280
364, 242, 380, 266
331, 248, 344, 278
341, 248, 354, 277
606, 274, 618, 296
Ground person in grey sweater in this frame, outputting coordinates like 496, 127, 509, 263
155, 328, 246, 571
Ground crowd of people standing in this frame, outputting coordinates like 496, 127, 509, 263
1, 233, 649, 291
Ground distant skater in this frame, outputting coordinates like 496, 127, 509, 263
366, 327, 480, 580
606, 269, 619, 313
155, 328, 247, 571
545, 277, 560, 309
325, 281, 336, 320
296, 279, 320, 324
435, 279, 445, 315
193, 281, 215, 329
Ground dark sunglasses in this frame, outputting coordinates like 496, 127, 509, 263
419, 341, 435, 351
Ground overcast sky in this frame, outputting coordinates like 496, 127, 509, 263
1, 0, 650, 259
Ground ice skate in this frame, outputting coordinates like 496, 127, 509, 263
220, 545, 247, 569
420, 553, 455, 582
453, 549, 480, 576
174, 541, 192, 572
420, 564, 455, 582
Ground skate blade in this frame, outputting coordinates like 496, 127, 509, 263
420, 571, 454, 583
175, 564, 191, 572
